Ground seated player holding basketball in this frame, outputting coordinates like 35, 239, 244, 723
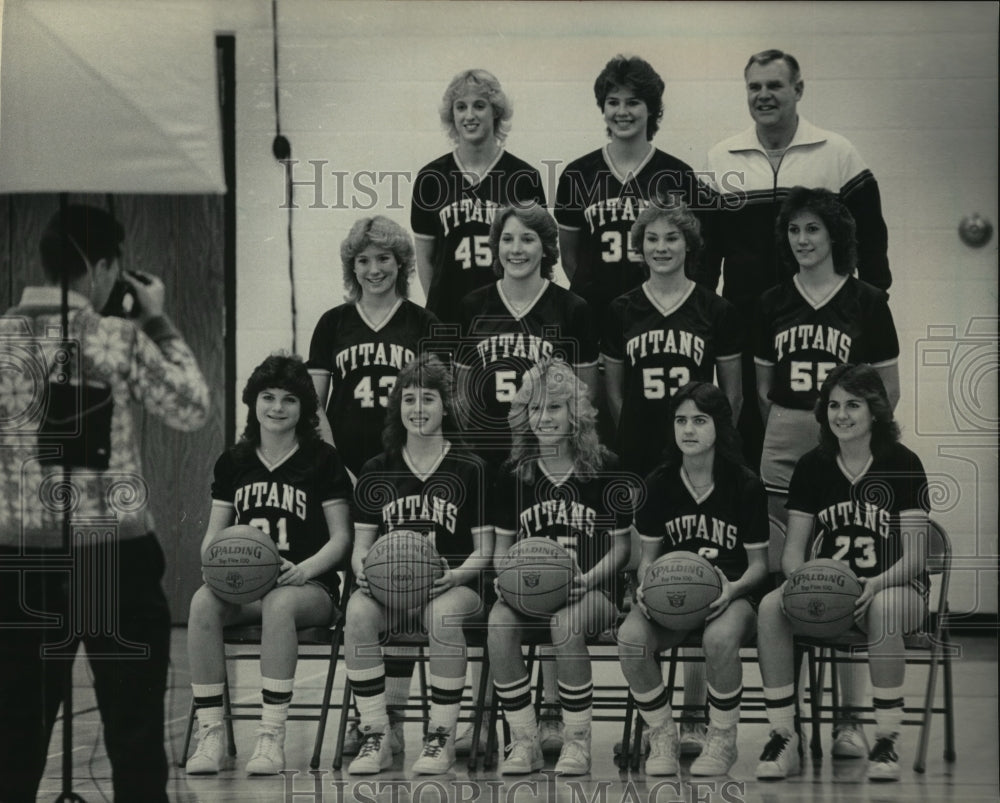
186, 354, 353, 775
617, 381, 769, 776
345, 353, 493, 775
754, 363, 930, 782
489, 359, 632, 776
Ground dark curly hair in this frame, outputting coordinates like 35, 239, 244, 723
382, 353, 461, 456
629, 198, 703, 279
776, 186, 858, 276
238, 353, 321, 451
488, 203, 559, 280
593, 55, 665, 141
661, 381, 745, 478
815, 363, 900, 459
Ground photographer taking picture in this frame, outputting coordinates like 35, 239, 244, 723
0, 203, 210, 802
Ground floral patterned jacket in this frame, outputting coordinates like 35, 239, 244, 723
0, 287, 210, 547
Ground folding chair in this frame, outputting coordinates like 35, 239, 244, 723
797, 518, 957, 772
331, 622, 493, 772
179, 577, 351, 771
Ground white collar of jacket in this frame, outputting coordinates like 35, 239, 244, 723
19, 285, 93, 310
727, 115, 829, 154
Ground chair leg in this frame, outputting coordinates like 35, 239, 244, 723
942, 635, 956, 763
796, 646, 822, 760
631, 713, 644, 771
178, 698, 197, 768
311, 631, 343, 770
331, 680, 353, 771
913, 639, 940, 773
484, 672, 504, 771
467, 656, 491, 772
222, 677, 237, 758
417, 650, 429, 734
619, 690, 634, 771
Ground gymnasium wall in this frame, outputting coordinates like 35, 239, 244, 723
212, 1, 997, 616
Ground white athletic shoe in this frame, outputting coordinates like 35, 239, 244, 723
186, 723, 226, 775
755, 729, 801, 779
690, 725, 738, 776
867, 733, 901, 781
245, 725, 285, 775
348, 726, 393, 775
501, 727, 544, 775
554, 728, 591, 776
411, 725, 456, 775
644, 723, 679, 776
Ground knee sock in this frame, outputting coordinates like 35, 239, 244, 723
838, 661, 867, 716
384, 650, 416, 718
261, 676, 294, 730
348, 664, 388, 732
872, 684, 905, 738
706, 682, 742, 730
428, 673, 465, 731
192, 682, 225, 728
763, 683, 796, 735
494, 674, 536, 733
558, 680, 593, 733
633, 684, 672, 729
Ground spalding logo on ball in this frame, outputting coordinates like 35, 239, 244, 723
641, 551, 722, 631
363, 530, 443, 611
496, 537, 576, 617
783, 558, 862, 639
202, 524, 282, 604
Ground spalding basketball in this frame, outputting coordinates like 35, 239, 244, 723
202, 524, 282, 604
363, 530, 443, 611
783, 559, 862, 639
496, 537, 576, 617
642, 551, 722, 631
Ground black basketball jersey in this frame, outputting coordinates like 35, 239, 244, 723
755, 276, 899, 410
636, 462, 769, 582
211, 441, 352, 590
787, 443, 929, 581
456, 280, 599, 469
411, 150, 546, 324
353, 446, 491, 575
493, 457, 632, 594
307, 300, 440, 476
554, 146, 703, 318
602, 283, 743, 477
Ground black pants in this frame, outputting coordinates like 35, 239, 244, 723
0, 534, 171, 803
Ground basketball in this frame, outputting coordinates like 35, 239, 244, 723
363, 530, 444, 611
783, 559, 863, 639
202, 524, 282, 605
496, 537, 576, 617
641, 551, 722, 631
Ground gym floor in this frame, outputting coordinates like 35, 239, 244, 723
36, 629, 998, 803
